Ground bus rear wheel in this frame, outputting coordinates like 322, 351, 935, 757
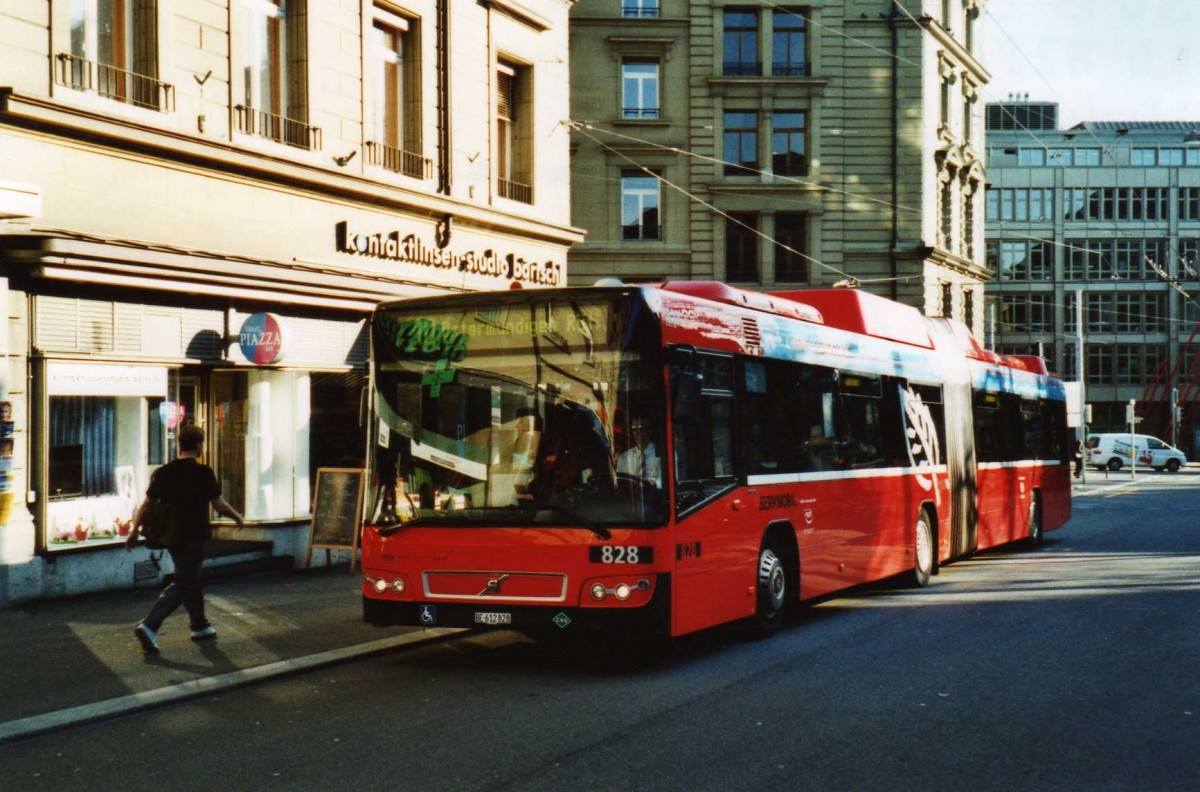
910, 510, 933, 588
748, 544, 787, 638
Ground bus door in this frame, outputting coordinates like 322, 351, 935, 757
942, 378, 978, 558
669, 351, 748, 636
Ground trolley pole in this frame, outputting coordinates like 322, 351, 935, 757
1128, 399, 1137, 479
1076, 290, 1087, 483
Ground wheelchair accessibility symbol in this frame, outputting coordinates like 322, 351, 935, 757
419, 604, 437, 625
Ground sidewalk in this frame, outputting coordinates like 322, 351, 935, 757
1071, 462, 1200, 495
0, 566, 458, 744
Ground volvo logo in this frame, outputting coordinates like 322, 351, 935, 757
479, 574, 510, 596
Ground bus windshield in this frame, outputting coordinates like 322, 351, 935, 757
368, 293, 667, 530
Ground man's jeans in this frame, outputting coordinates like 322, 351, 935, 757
143, 542, 208, 631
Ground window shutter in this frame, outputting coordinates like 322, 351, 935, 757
497, 71, 514, 120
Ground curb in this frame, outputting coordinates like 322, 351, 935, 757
0, 628, 464, 746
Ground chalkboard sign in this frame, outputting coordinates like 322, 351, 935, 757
308, 468, 366, 571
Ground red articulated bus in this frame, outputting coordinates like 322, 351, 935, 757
360, 282, 1071, 639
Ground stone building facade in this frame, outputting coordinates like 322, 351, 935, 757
567, 0, 988, 330
0, 0, 580, 602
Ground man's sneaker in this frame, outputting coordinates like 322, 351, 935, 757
134, 622, 159, 654
190, 626, 218, 641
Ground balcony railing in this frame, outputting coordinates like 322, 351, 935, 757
621, 224, 662, 241
55, 53, 175, 112
499, 178, 533, 204
723, 61, 762, 77
364, 141, 432, 179
771, 62, 810, 77
622, 107, 661, 120
621, 4, 660, 18
235, 105, 322, 151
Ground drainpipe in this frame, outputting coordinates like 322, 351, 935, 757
888, 3, 901, 301
437, 0, 451, 195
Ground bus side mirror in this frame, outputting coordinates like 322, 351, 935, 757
673, 372, 703, 422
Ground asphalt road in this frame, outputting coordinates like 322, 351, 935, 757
4, 473, 1199, 791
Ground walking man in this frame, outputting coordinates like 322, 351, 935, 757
125, 424, 244, 653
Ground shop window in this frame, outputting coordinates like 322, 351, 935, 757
212, 369, 365, 521
311, 371, 366, 471
47, 395, 152, 548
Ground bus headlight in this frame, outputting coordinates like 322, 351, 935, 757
584, 578, 653, 605
364, 574, 407, 596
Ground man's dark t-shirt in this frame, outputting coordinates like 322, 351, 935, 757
147, 458, 221, 543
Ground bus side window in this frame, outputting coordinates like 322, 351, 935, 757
671, 352, 736, 513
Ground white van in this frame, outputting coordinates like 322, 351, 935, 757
1086, 433, 1188, 472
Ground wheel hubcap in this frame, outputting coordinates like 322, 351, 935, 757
916, 519, 932, 573
759, 549, 785, 611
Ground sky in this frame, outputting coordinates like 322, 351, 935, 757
981, 1, 1200, 128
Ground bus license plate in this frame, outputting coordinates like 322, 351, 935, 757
474, 612, 512, 626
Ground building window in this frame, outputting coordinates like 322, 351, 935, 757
1064, 188, 1168, 221
723, 111, 759, 175
992, 240, 1052, 281
723, 10, 760, 76
987, 188, 1055, 222
622, 60, 660, 119
1112, 345, 1166, 385
1000, 294, 1053, 333
622, 0, 659, 18
771, 8, 807, 76
962, 94, 973, 145
963, 184, 977, 259
1133, 147, 1200, 166
988, 187, 1056, 220
621, 171, 661, 240
774, 212, 808, 282
365, 7, 427, 178
726, 213, 760, 282
771, 111, 806, 176
963, 288, 975, 332
63, 0, 172, 111
497, 60, 533, 203
938, 175, 954, 249
238, 0, 318, 149
1065, 239, 1162, 281
939, 79, 950, 129
1180, 188, 1200, 221
1180, 238, 1200, 277
1017, 148, 1046, 166
1047, 147, 1100, 166
940, 282, 953, 317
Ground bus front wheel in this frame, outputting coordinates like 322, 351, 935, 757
749, 544, 787, 638
910, 510, 934, 588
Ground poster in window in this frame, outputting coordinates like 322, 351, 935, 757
115, 466, 138, 522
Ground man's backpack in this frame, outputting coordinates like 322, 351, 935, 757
141, 500, 182, 549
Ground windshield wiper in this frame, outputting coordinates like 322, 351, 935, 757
538, 504, 612, 540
